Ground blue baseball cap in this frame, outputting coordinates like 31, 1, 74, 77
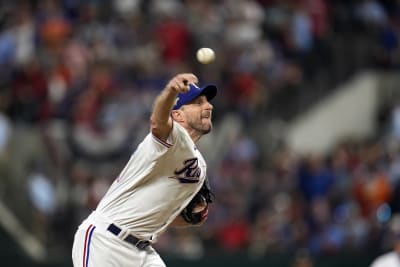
173, 83, 217, 110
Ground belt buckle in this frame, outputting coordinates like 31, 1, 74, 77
135, 239, 150, 250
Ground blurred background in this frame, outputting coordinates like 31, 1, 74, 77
1, 0, 400, 266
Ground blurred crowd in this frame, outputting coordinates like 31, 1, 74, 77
0, 0, 400, 261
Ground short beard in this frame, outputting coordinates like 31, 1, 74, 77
202, 126, 212, 135
188, 121, 212, 135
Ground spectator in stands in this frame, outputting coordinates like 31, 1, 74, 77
291, 248, 314, 267
369, 214, 400, 267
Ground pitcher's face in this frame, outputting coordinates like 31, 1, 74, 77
179, 95, 214, 135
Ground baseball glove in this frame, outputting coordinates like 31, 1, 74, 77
181, 178, 214, 225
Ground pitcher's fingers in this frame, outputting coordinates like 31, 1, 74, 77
178, 73, 198, 85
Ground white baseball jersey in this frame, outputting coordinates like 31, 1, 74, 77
370, 251, 400, 267
96, 121, 207, 242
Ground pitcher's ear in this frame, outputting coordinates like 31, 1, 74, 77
171, 109, 184, 122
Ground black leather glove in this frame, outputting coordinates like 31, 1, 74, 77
181, 178, 214, 224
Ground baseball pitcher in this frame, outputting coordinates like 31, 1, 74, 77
72, 73, 216, 267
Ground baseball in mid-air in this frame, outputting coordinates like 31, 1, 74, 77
196, 48, 215, 64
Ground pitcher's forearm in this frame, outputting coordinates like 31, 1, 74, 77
150, 73, 198, 139
151, 86, 178, 128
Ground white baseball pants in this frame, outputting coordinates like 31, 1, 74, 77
72, 212, 166, 267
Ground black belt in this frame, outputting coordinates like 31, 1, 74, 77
107, 224, 151, 250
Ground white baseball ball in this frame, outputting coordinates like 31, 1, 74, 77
196, 48, 215, 64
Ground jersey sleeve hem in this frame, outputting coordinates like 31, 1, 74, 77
152, 134, 173, 148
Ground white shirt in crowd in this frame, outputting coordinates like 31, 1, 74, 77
370, 251, 400, 267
